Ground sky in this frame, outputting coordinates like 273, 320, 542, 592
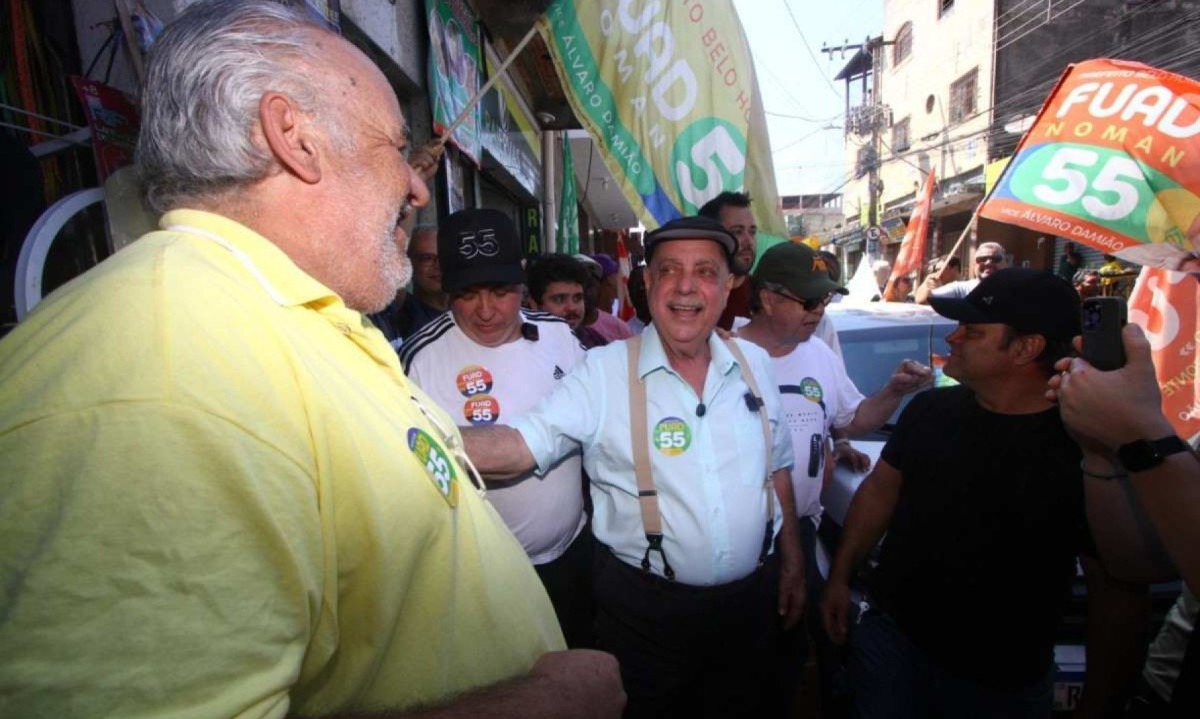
733, 0, 884, 198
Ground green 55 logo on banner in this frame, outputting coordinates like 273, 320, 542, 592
1007, 143, 1190, 243
672, 118, 748, 214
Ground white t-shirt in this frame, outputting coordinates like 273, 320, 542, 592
732, 314, 842, 358
771, 338, 865, 519
931, 277, 981, 299
402, 309, 587, 564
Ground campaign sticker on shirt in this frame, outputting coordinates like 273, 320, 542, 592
653, 416, 692, 456
463, 394, 500, 425
407, 427, 459, 507
456, 365, 494, 397
799, 377, 824, 404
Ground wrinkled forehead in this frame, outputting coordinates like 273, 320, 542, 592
650, 238, 728, 267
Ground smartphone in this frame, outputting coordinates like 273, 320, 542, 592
1081, 297, 1127, 371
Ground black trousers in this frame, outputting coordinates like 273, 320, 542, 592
593, 545, 781, 719
534, 529, 596, 649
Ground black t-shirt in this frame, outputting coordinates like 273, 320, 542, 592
869, 385, 1088, 688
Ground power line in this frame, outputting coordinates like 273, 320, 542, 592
805, 2, 1200, 201
771, 125, 841, 154
781, 0, 842, 100
765, 109, 844, 122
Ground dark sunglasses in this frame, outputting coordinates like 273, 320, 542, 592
975, 255, 1005, 265
775, 291, 833, 311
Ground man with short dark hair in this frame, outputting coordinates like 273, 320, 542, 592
1075, 269, 1102, 298
699, 191, 757, 329
527, 253, 607, 348
401, 210, 592, 648
824, 268, 1146, 717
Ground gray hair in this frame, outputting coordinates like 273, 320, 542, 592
136, 0, 340, 213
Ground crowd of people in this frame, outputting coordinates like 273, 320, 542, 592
1, 2, 1198, 719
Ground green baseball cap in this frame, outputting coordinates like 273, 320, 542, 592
752, 242, 848, 300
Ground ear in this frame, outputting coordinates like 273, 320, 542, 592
757, 287, 775, 315
1011, 333, 1046, 366
260, 92, 322, 185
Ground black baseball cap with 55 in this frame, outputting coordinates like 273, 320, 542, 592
929, 267, 1081, 340
438, 208, 525, 293
643, 216, 736, 265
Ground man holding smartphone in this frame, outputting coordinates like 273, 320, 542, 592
823, 268, 1148, 717
1049, 321, 1200, 714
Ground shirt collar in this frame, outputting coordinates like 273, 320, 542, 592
160, 209, 337, 309
636, 324, 739, 380
160, 209, 396, 366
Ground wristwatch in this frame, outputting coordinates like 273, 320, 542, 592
1116, 436, 1189, 472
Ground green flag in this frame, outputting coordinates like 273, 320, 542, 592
559, 136, 580, 254
537, 0, 788, 242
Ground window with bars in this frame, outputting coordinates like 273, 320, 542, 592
893, 22, 913, 65
892, 117, 911, 153
949, 68, 978, 124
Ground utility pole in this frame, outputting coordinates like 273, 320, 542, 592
824, 37, 891, 258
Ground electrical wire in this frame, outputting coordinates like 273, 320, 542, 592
780, 0, 843, 100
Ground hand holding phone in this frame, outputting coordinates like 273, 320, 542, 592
1081, 297, 1127, 371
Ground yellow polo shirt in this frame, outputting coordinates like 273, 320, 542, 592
0, 210, 563, 718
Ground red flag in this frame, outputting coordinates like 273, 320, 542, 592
884, 170, 936, 301
615, 231, 635, 321
1127, 268, 1200, 442
978, 59, 1200, 271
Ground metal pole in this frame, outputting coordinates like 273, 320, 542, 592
540, 115, 557, 254
437, 25, 539, 144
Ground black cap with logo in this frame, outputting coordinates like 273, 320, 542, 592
438, 208, 525, 293
929, 267, 1081, 340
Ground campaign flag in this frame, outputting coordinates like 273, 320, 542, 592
537, 0, 787, 240
616, 232, 635, 321
1127, 268, 1200, 442
980, 59, 1200, 270
884, 169, 936, 300
559, 136, 581, 254
425, 0, 482, 163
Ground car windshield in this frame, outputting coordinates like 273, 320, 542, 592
826, 302, 957, 428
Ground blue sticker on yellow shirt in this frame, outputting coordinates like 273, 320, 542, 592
407, 427, 459, 507
653, 416, 692, 455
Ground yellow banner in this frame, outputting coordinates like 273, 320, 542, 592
538, 0, 786, 236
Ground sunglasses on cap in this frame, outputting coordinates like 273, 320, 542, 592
775, 291, 834, 311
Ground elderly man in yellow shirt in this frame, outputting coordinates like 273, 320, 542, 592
0, 1, 622, 718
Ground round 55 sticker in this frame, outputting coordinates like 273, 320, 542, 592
407, 427, 459, 507
653, 416, 692, 456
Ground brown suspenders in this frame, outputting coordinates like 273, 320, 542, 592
626, 335, 776, 581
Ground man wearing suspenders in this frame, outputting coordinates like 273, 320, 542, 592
465, 216, 805, 718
